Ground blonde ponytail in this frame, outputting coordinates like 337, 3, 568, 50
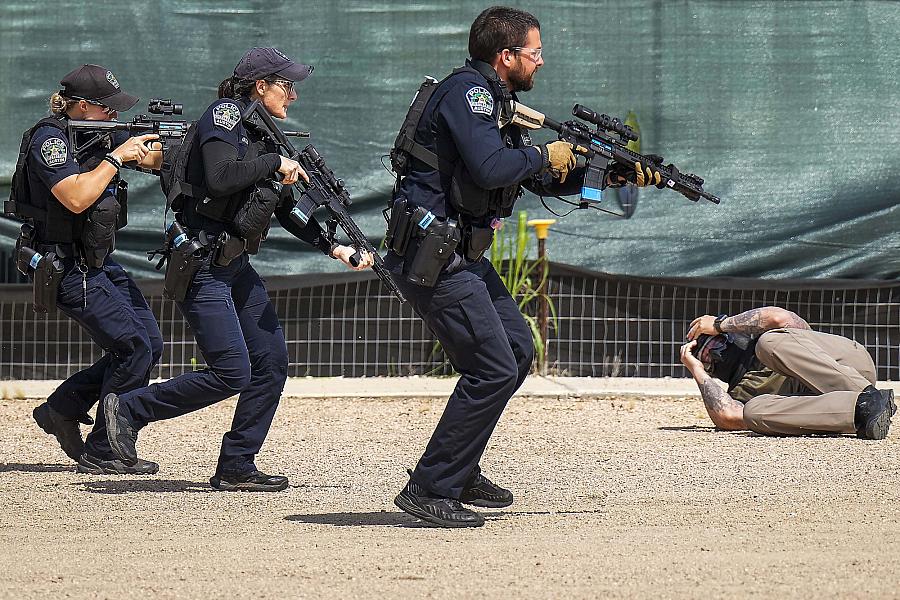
49, 92, 77, 116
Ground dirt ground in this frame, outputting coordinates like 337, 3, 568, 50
1, 392, 898, 599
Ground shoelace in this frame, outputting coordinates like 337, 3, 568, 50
472, 472, 495, 489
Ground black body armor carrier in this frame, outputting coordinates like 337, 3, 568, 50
5, 117, 83, 243
164, 117, 274, 249
389, 59, 522, 220
5, 116, 127, 268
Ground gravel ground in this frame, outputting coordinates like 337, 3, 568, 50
1, 393, 899, 599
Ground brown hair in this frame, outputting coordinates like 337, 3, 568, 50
468, 6, 540, 62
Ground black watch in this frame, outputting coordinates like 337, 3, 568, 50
713, 314, 727, 333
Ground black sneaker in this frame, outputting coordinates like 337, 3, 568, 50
394, 476, 485, 528
103, 393, 138, 466
76, 453, 159, 475
855, 386, 895, 440
33, 402, 85, 461
460, 467, 514, 508
209, 470, 289, 492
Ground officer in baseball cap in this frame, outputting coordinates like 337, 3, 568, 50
232, 47, 314, 82
59, 64, 140, 113
16, 64, 163, 474
101, 46, 372, 493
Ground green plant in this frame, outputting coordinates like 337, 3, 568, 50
423, 210, 557, 376
489, 211, 558, 372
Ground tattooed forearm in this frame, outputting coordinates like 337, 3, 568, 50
721, 307, 810, 335
721, 309, 766, 335
699, 378, 744, 420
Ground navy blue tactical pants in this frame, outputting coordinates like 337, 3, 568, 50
48, 257, 163, 459
395, 258, 534, 499
119, 254, 288, 474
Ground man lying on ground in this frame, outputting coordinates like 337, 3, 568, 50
680, 306, 895, 439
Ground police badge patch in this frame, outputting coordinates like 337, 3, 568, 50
213, 102, 241, 130
466, 86, 494, 115
106, 71, 120, 89
40, 137, 68, 167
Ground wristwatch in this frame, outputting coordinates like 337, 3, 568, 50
713, 314, 727, 333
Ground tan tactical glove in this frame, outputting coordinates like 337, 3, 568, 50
633, 154, 665, 188
608, 154, 666, 188
541, 141, 577, 183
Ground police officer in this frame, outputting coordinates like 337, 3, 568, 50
681, 306, 895, 438
11, 65, 164, 474
102, 48, 373, 492
384, 7, 660, 528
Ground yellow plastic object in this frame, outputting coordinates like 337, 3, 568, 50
526, 219, 557, 240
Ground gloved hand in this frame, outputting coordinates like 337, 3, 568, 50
541, 141, 577, 183
606, 154, 666, 188
633, 154, 665, 188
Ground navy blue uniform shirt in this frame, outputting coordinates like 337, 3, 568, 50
26, 118, 125, 241
398, 62, 545, 219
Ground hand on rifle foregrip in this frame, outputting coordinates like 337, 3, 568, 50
332, 244, 373, 270
542, 141, 577, 183
633, 154, 666, 188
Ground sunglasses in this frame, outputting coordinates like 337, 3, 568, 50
72, 97, 114, 114
510, 46, 542, 62
269, 79, 295, 94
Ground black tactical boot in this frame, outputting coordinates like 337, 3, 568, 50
33, 402, 85, 461
394, 475, 485, 528
460, 466, 514, 508
855, 386, 895, 440
209, 470, 289, 492
103, 393, 139, 466
76, 453, 160, 475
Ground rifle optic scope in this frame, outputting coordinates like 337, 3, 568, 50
148, 99, 183, 116
573, 104, 638, 142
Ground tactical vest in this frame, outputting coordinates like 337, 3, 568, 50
390, 60, 523, 221
5, 117, 83, 243
174, 108, 277, 244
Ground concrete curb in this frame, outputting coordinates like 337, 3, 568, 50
1, 377, 897, 401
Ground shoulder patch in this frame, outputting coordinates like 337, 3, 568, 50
466, 86, 494, 115
40, 137, 68, 167
212, 102, 241, 130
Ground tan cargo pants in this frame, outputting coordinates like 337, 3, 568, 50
742, 328, 876, 435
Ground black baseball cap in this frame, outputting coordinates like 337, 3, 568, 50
60, 64, 140, 112
233, 47, 314, 82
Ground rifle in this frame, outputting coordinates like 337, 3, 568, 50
501, 101, 720, 206
241, 100, 406, 303
67, 99, 190, 165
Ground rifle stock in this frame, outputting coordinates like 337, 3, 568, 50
67, 115, 189, 165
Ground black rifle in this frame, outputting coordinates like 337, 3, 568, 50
67, 99, 189, 165
241, 100, 406, 303
502, 101, 720, 206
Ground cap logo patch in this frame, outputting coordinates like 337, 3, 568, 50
466, 86, 493, 115
213, 102, 241, 130
40, 137, 68, 167
106, 71, 120, 89
272, 48, 289, 60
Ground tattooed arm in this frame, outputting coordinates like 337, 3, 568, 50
687, 307, 810, 340
680, 341, 747, 430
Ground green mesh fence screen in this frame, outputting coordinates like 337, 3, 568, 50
1, 1, 898, 279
